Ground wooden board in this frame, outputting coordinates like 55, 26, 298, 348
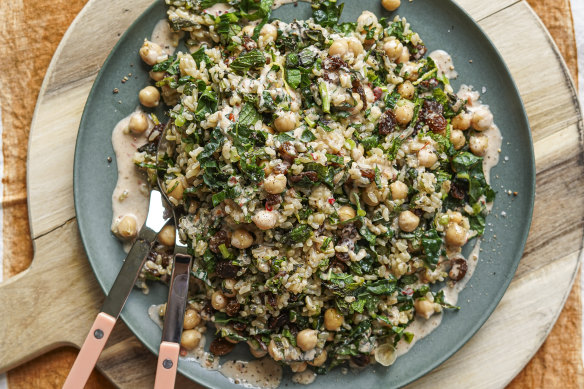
0, 0, 582, 387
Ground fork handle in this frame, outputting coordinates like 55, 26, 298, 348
62, 312, 116, 389
154, 341, 181, 389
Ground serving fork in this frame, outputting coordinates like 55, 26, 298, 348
153, 126, 195, 389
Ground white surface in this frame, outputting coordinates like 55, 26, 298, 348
571, 0, 584, 367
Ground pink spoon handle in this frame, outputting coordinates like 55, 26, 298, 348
62, 312, 116, 389
154, 341, 181, 389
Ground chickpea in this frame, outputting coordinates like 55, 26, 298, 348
381, 0, 401, 11
449, 211, 463, 225
328, 39, 348, 57
250, 347, 267, 358
469, 134, 488, 156
183, 309, 201, 330
338, 205, 356, 222
158, 303, 167, 317
397, 46, 410, 64
274, 111, 297, 132
181, 329, 202, 350
296, 329, 318, 351
394, 102, 414, 125
149, 70, 165, 82
253, 210, 278, 230
398, 210, 419, 232
138, 86, 160, 108
250, 343, 268, 358
166, 178, 184, 200
290, 361, 308, 373
260, 23, 278, 44
129, 111, 149, 134
139, 40, 163, 66
445, 222, 467, 247
450, 130, 466, 150
324, 308, 344, 331
452, 112, 471, 130
242, 25, 255, 37
417, 148, 438, 168
231, 229, 254, 249
308, 350, 327, 367
362, 183, 380, 207
117, 215, 137, 239
357, 11, 378, 32
390, 180, 408, 200
211, 291, 227, 310
414, 299, 435, 319
268, 339, 283, 361
347, 38, 364, 56
264, 174, 287, 194
383, 38, 403, 60
397, 81, 415, 100
156, 224, 175, 247
222, 278, 237, 297
471, 107, 493, 131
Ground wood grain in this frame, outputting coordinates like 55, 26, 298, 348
0, 0, 582, 388
509, 0, 583, 386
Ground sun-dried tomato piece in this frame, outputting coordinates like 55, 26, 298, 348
449, 182, 467, 200
352, 78, 368, 110
209, 230, 229, 254
378, 110, 397, 135
209, 338, 236, 356
289, 171, 319, 184
411, 44, 427, 60
449, 258, 468, 281
215, 261, 239, 279
360, 168, 375, 180
278, 141, 297, 163
351, 354, 371, 367
268, 312, 289, 330
225, 299, 241, 316
265, 194, 282, 206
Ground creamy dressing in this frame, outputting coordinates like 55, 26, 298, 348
292, 371, 317, 385
395, 313, 443, 357
273, 0, 302, 8
443, 241, 481, 305
481, 125, 502, 183
429, 50, 458, 79
220, 358, 283, 389
148, 304, 165, 329
111, 110, 150, 251
151, 19, 180, 55
202, 2, 235, 16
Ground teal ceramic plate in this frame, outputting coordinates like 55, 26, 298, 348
74, 0, 535, 387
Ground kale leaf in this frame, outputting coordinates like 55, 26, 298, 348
421, 229, 442, 269
312, 0, 344, 28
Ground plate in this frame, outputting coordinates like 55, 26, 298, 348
73, 0, 535, 387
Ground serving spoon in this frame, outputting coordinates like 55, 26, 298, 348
153, 124, 195, 389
